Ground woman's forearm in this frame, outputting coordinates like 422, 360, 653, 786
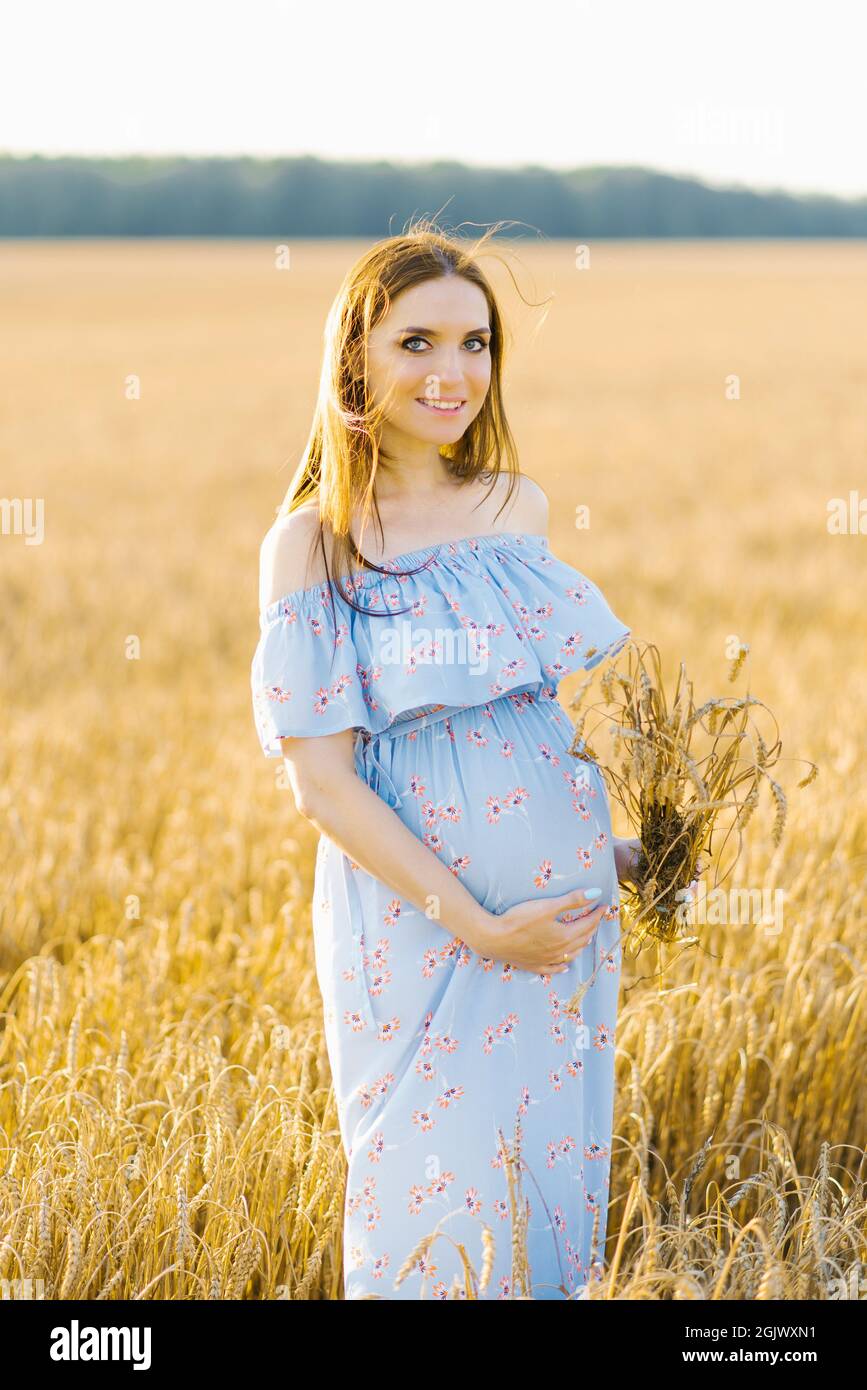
301, 775, 497, 955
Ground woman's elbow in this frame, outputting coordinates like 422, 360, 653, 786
290, 779, 323, 823
280, 736, 359, 824
299, 795, 327, 826
291, 771, 350, 825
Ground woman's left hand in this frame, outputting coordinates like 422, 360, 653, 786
614, 838, 708, 900
613, 836, 643, 887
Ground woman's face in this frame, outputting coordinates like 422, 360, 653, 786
365, 275, 493, 455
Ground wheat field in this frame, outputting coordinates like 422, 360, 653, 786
1, 238, 864, 1299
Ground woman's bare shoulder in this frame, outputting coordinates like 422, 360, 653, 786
259, 505, 330, 607
487, 470, 550, 536
516, 473, 550, 534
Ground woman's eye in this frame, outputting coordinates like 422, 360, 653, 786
400, 336, 490, 352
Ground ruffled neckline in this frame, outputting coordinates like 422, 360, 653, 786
261, 530, 550, 620
251, 528, 632, 756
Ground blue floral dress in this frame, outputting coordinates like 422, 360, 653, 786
251, 530, 631, 1299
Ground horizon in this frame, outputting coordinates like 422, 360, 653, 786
0, 151, 864, 206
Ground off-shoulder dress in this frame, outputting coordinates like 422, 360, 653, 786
251, 530, 631, 1300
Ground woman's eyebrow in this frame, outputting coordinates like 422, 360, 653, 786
398, 325, 491, 336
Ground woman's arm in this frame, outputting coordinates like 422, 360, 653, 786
282, 730, 605, 976
260, 513, 503, 954
281, 727, 497, 956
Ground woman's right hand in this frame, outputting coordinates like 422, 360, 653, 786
473, 888, 609, 976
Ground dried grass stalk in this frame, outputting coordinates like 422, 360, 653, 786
565, 640, 818, 1006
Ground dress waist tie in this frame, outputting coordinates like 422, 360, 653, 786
355, 734, 404, 811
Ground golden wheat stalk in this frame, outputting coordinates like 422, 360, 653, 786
565, 640, 818, 1007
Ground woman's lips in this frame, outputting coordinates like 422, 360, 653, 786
415, 398, 466, 414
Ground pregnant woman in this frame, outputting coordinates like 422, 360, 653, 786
251, 223, 638, 1300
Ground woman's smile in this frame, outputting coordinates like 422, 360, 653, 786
414, 397, 466, 414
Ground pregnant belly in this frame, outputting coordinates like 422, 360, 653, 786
312, 695, 621, 1121
368, 695, 618, 914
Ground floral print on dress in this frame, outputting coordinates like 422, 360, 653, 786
251, 532, 630, 757
251, 531, 630, 1299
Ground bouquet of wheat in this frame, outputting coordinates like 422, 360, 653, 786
563, 639, 818, 1014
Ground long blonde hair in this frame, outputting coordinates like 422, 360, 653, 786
277, 215, 532, 620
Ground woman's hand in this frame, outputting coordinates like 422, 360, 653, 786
614, 836, 706, 899
613, 836, 643, 886
475, 888, 609, 976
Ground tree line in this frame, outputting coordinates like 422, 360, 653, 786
1, 154, 865, 237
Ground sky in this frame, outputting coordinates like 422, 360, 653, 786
2, 0, 865, 198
